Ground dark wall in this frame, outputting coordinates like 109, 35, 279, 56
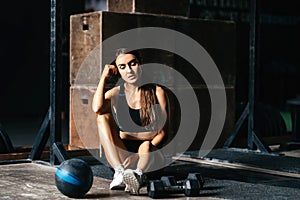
0, 1, 50, 117
190, 0, 300, 108
0, 0, 85, 118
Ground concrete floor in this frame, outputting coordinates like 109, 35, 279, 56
1, 156, 300, 200
0, 162, 222, 200
1, 116, 300, 199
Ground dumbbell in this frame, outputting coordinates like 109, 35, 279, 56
163, 173, 204, 194
147, 176, 201, 198
177, 172, 205, 189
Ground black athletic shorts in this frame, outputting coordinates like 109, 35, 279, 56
122, 139, 161, 153
122, 139, 144, 153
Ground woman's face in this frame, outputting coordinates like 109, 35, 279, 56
115, 53, 140, 84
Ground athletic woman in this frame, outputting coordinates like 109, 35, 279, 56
92, 48, 167, 194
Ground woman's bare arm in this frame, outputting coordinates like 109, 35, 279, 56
150, 85, 167, 146
92, 64, 118, 114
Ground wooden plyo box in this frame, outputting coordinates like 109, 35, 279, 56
70, 11, 236, 85
69, 85, 235, 152
70, 11, 236, 151
107, 0, 190, 17
70, 86, 99, 149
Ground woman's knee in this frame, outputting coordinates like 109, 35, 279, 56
96, 113, 119, 137
96, 113, 112, 125
97, 113, 119, 128
138, 141, 151, 153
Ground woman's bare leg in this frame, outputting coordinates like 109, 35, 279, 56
136, 141, 152, 172
122, 141, 153, 194
137, 142, 166, 173
122, 153, 139, 169
97, 113, 130, 168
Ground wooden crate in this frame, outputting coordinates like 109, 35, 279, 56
69, 86, 235, 151
107, 0, 190, 16
69, 86, 99, 149
70, 11, 177, 85
70, 12, 102, 85
69, 11, 236, 151
70, 11, 236, 85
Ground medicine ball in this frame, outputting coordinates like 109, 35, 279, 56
55, 158, 93, 198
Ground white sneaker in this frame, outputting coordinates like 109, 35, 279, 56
122, 169, 146, 195
124, 184, 130, 193
109, 168, 125, 190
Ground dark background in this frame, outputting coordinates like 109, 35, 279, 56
0, 0, 87, 118
190, 0, 300, 107
0, 0, 299, 146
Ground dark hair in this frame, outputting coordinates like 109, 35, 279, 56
112, 48, 142, 66
109, 48, 142, 83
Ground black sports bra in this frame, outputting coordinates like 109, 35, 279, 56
113, 84, 157, 132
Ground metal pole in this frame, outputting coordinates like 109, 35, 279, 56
50, 0, 63, 165
29, 108, 50, 160
224, 0, 272, 154
248, 0, 272, 154
30, 0, 69, 164
248, 0, 256, 150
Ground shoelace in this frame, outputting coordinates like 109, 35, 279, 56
114, 168, 124, 179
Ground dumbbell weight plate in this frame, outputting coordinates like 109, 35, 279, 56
147, 180, 165, 199
184, 179, 201, 197
160, 176, 177, 187
187, 172, 205, 188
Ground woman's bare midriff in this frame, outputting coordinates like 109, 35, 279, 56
119, 131, 158, 140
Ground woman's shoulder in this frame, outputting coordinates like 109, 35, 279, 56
155, 85, 167, 107
155, 85, 165, 97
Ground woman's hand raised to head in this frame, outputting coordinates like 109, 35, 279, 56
101, 64, 118, 79
93, 64, 118, 114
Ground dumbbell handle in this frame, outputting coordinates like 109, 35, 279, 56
166, 180, 201, 197
147, 179, 200, 198
164, 185, 185, 192
177, 179, 204, 188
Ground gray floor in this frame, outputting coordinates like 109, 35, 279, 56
1, 116, 300, 199
186, 148, 300, 175
86, 148, 300, 199
0, 159, 299, 200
